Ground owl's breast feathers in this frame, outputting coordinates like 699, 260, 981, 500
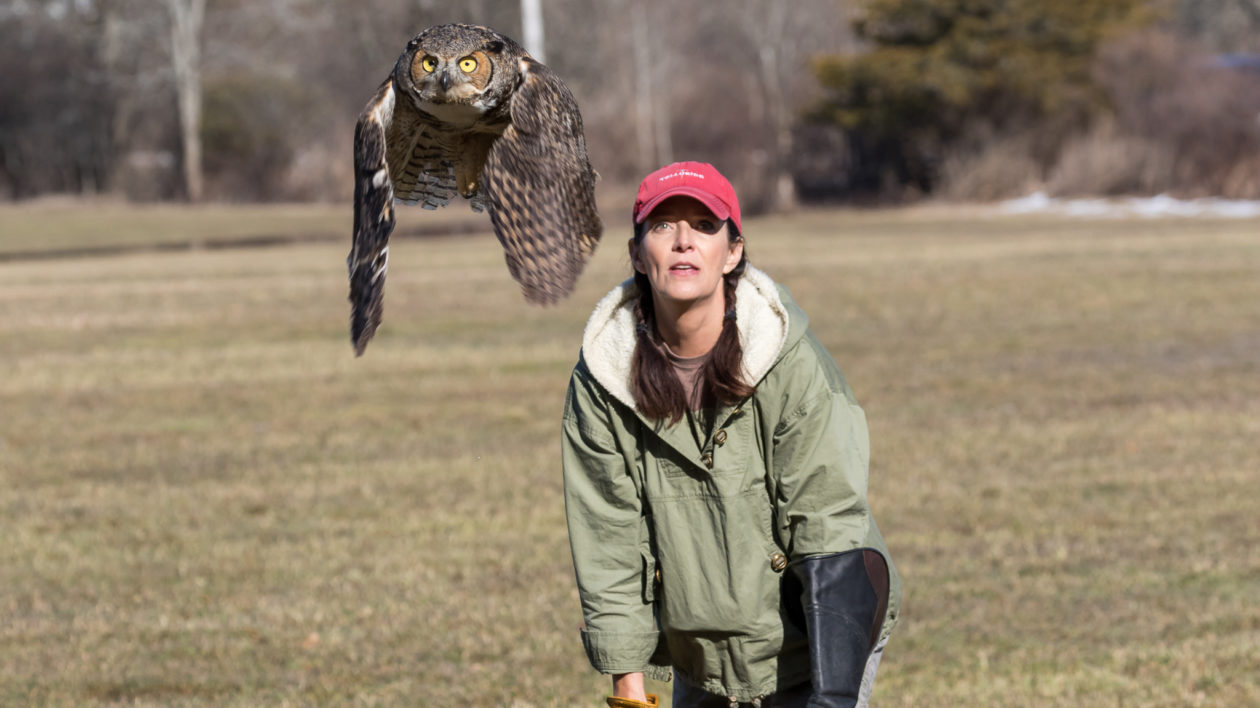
411, 96, 512, 134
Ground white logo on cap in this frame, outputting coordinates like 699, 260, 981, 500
659, 169, 705, 181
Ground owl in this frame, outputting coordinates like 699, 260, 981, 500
348, 23, 602, 356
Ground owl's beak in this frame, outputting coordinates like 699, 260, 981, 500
439, 71, 453, 92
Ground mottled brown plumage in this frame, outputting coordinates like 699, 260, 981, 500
348, 23, 602, 355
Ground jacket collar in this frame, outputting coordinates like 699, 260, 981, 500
580, 264, 790, 412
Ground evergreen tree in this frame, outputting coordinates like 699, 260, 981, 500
811, 0, 1150, 197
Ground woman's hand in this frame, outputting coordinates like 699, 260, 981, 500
611, 672, 647, 700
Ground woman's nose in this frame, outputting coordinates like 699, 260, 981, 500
673, 223, 695, 250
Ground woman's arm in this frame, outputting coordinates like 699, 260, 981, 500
769, 353, 890, 703
561, 369, 661, 679
771, 384, 872, 557
611, 672, 647, 700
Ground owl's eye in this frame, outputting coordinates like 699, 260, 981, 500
459, 57, 478, 73
421, 56, 437, 73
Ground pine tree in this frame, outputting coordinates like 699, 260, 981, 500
811, 0, 1151, 196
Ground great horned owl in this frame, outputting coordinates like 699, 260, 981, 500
348, 23, 602, 355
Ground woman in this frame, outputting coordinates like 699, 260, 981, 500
561, 162, 901, 707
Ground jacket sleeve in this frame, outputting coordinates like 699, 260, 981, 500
561, 371, 660, 674
769, 363, 873, 560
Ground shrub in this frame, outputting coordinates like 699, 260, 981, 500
201, 75, 322, 201
1046, 121, 1177, 196
1090, 29, 1260, 197
938, 131, 1045, 201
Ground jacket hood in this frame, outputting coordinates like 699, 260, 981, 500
580, 264, 808, 411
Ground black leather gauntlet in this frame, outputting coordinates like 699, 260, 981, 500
784, 549, 890, 708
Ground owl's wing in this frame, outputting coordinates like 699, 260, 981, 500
480, 58, 603, 305
349, 78, 462, 356
349, 78, 400, 356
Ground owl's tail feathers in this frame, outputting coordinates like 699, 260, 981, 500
348, 245, 389, 356
348, 166, 395, 356
348, 170, 395, 355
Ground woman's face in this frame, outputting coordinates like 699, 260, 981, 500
630, 196, 744, 309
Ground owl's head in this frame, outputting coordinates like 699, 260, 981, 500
400, 24, 522, 105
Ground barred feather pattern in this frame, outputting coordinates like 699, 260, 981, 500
348, 79, 397, 356
482, 58, 601, 304
385, 102, 459, 210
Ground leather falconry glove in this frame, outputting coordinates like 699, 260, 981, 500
784, 548, 890, 708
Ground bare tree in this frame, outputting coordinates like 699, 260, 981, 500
521, 0, 545, 62
722, 0, 857, 211
630, 3, 674, 171
1174, 0, 1260, 52
165, 0, 205, 201
747, 1, 796, 210
0, 1, 122, 197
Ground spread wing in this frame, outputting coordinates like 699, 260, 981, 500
348, 78, 460, 356
349, 79, 398, 356
480, 58, 603, 305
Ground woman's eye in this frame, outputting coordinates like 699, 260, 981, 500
651, 221, 673, 232
696, 220, 716, 232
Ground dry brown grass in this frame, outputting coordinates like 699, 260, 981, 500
1, 206, 1257, 706
0, 199, 482, 257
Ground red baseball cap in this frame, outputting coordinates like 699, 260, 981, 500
633, 161, 742, 234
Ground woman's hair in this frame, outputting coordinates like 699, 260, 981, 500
630, 220, 755, 422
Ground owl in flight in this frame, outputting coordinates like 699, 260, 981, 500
348, 23, 602, 355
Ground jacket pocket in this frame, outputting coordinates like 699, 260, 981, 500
652, 489, 784, 634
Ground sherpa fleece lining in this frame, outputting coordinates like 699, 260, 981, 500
580, 265, 790, 411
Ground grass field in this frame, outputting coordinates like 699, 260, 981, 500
0, 199, 483, 258
1, 205, 1257, 706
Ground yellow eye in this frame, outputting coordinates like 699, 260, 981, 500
421, 56, 437, 73
459, 57, 478, 73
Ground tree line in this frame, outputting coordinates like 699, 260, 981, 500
3, 0, 1258, 208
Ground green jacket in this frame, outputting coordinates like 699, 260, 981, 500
561, 266, 901, 701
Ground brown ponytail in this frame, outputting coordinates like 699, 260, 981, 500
630, 222, 755, 423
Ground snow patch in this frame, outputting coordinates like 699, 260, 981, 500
1000, 191, 1260, 219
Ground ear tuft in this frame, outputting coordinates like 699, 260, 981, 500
486, 40, 505, 53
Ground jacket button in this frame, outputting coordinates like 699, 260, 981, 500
655, 568, 661, 584
701, 453, 713, 469
770, 552, 788, 572
713, 429, 727, 445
